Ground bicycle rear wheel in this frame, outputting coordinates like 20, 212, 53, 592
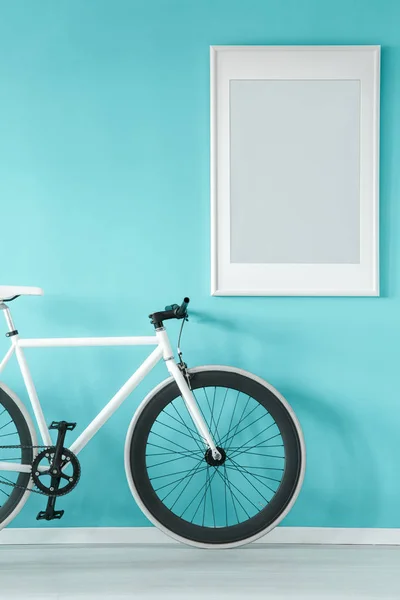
126, 366, 305, 548
0, 384, 36, 529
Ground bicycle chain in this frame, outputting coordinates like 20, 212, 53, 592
0, 444, 58, 496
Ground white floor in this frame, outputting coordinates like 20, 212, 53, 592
0, 543, 398, 599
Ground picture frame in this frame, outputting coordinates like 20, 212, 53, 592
210, 45, 380, 296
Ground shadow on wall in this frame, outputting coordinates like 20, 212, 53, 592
189, 308, 308, 364
282, 387, 379, 528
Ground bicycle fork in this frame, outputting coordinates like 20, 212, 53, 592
156, 328, 221, 461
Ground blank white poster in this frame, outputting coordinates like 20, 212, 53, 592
230, 79, 361, 265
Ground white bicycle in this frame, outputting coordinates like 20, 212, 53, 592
0, 285, 305, 548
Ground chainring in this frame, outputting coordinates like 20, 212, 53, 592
31, 447, 80, 497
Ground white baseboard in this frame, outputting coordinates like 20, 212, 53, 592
1, 526, 400, 546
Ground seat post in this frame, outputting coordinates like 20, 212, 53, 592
0, 303, 18, 337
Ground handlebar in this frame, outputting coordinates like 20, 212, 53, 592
149, 297, 190, 327
174, 297, 190, 318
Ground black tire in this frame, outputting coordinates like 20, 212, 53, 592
0, 386, 34, 526
128, 368, 304, 547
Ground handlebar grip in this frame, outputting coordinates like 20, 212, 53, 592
175, 297, 190, 318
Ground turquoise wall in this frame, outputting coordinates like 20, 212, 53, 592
0, 0, 399, 529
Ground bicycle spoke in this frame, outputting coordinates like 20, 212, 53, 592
155, 459, 206, 494
150, 465, 209, 482
214, 467, 251, 519
223, 391, 240, 446
149, 431, 194, 454
202, 468, 210, 526
219, 467, 260, 512
168, 460, 206, 511
218, 399, 260, 446
146, 442, 201, 457
212, 388, 229, 440
227, 422, 278, 460
0, 474, 18, 486
210, 388, 217, 439
180, 467, 218, 521
229, 463, 284, 470
202, 388, 219, 442
209, 472, 216, 528
161, 460, 205, 505
147, 453, 201, 469
223, 412, 274, 449
227, 458, 270, 502
167, 402, 205, 442
227, 466, 280, 496
223, 463, 239, 525
256, 444, 284, 448
229, 440, 284, 462
188, 467, 218, 523
224, 465, 228, 527
223, 394, 251, 445
0, 419, 13, 432
228, 444, 284, 453
228, 461, 281, 494
156, 419, 206, 446
146, 450, 198, 457
226, 463, 281, 484
193, 391, 213, 439
229, 433, 283, 452
169, 401, 204, 452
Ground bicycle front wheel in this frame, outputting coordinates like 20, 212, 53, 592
126, 366, 305, 548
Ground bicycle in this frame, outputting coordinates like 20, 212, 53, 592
0, 286, 305, 548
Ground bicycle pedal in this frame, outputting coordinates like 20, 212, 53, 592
49, 421, 76, 431
36, 509, 64, 521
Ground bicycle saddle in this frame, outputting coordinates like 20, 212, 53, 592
0, 286, 44, 302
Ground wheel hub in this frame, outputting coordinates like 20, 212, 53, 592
204, 446, 227, 467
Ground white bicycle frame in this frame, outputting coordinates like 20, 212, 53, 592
0, 302, 219, 475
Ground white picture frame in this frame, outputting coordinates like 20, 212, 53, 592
210, 45, 380, 296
